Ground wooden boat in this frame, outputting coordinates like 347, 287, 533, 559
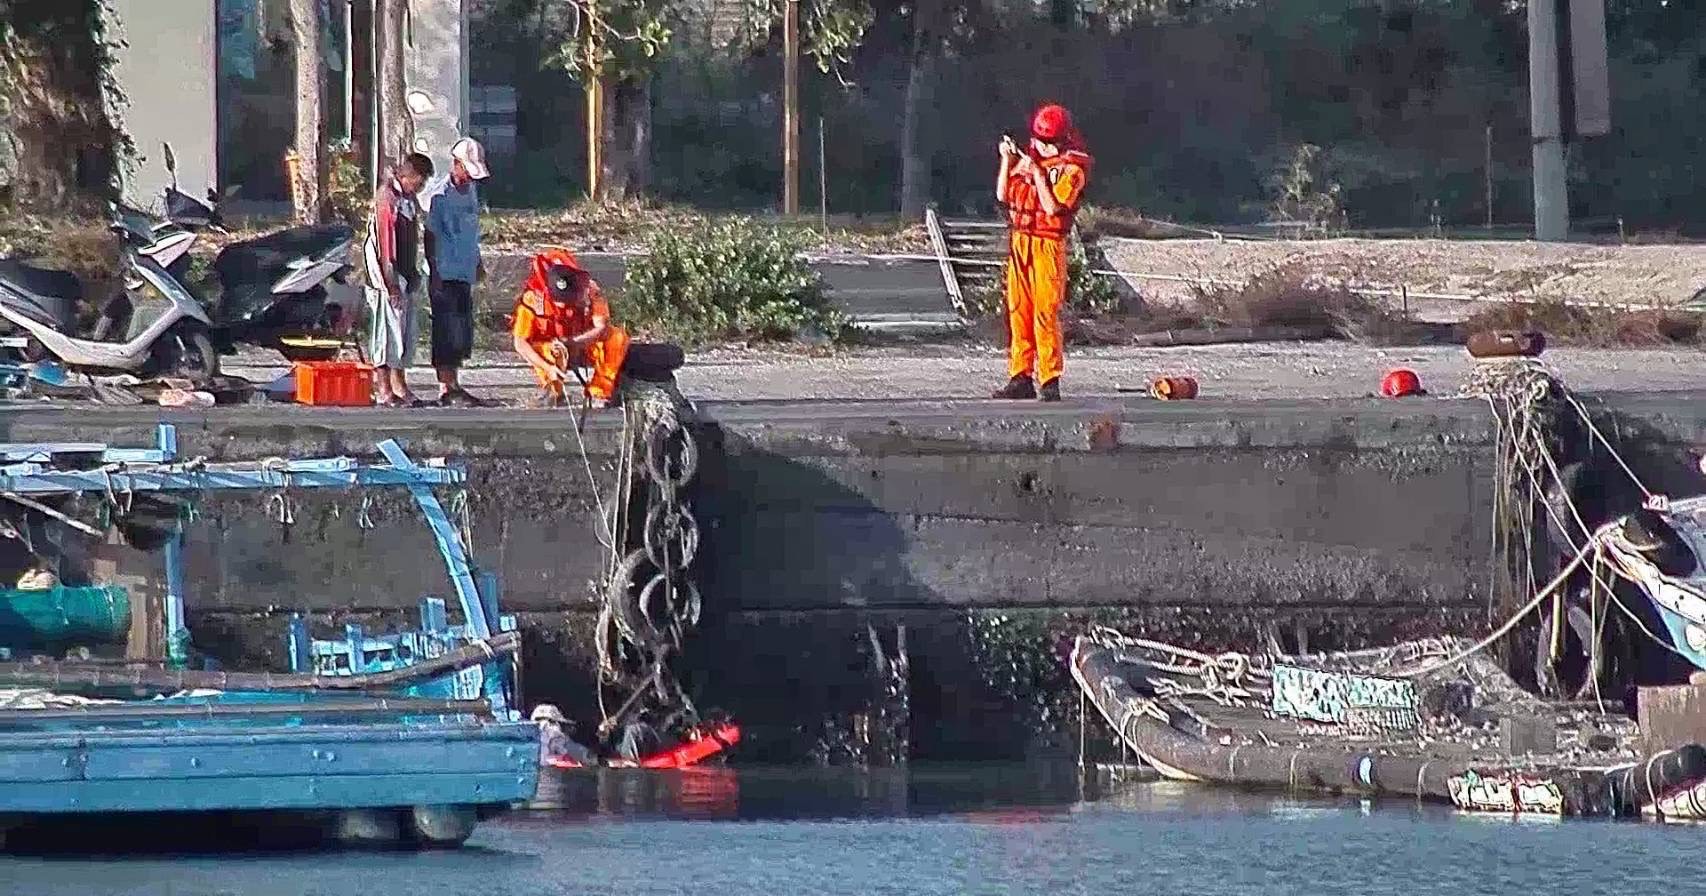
0, 426, 538, 849
1070, 631, 1706, 819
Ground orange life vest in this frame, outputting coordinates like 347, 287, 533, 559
1005, 150, 1093, 239
511, 247, 609, 343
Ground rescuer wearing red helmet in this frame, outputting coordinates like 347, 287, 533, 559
992, 103, 1094, 402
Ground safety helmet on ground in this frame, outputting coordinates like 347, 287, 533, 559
1031, 104, 1074, 142
530, 703, 568, 724
1380, 368, 1423, 398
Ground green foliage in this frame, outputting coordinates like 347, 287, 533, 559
527, 0, 873, 84
964, 228, 1123, 319
542, 0, 676, 81
327, 140, 369, 227
1267, 144, 1344, 235
1066, 233, 1122, 315
730, 0, 874, 78
622, 219, 846, 344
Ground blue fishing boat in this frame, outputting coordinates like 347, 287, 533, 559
0, 425, 538, 849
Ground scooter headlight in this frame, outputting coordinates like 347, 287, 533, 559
1688, 625, 1706, 653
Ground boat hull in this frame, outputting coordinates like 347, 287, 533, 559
0, 720, 539, 816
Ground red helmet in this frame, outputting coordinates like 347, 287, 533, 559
1031, 104, 1073, 142
1380, 369, 1423, 398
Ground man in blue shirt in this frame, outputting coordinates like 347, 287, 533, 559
423, 137, 492, 407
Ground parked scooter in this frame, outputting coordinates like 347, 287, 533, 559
153, 145, 359, 362
0, 206, 219, 381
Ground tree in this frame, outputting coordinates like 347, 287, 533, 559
520, 0, 871, 202
290, 0, 330, 223
897, 0, 941, 218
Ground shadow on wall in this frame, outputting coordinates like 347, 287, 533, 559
684, 425, 1062, 765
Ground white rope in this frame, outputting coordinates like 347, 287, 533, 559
567, 401, 615, 553
1561, 391, 1654, 499
1395, 538, 1597, 679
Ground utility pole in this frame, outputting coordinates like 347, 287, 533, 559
1529, 0, 1611, 242
1528, 0, 1568, 241
586, 0, 606, 201
782, 0, 800, 216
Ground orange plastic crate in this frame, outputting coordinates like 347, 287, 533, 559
294, 361, 373, 407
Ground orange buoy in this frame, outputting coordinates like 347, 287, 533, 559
1466, 330, 1547, 359
1381, 368, 1423, 398
1150, 376, 1199, 401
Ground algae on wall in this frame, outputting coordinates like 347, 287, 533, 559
0, 0, 127, 209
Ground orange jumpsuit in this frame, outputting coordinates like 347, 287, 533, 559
1002, 150, 1091, 386
511, 252, 630, 401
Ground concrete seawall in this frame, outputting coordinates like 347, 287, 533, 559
7, 393, 1705, 761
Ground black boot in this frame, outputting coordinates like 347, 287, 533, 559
1038, 378, 1061, 402
991, 375, 1037, 400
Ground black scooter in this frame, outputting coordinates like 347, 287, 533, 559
156, 144, 357, 362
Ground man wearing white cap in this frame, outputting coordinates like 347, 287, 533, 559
422, 137, 492, 407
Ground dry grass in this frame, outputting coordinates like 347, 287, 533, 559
1463, 300, 1705, 348
1186, 263, 1429, 345
480, 199, 930, 255
1075, 206, 1175, 240
0, 213, 123, 311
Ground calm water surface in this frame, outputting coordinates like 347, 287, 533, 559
2, 764, 1699, 896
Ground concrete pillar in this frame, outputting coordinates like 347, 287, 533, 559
106, 0, 219, 208
403, 0, 471, 173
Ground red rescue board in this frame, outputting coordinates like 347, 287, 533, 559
639, 723, 742, 769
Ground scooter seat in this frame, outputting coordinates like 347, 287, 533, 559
0, 259, 82, 306
0, 259, 82, 330
214, 224, 351, 287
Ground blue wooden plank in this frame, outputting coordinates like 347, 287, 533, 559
377, 439, 490, 640
287, 614, 311, 673
0, 443, 110, 460
421, 596, 448, 634
0, 747, 83, 783
0, 771, 538, 813
0, 465, 464, 495
0, 721, 536, 751
164, 524, 188, 665
80, 736, 536, 781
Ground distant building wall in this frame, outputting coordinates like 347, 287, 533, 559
108, 0, 219, 207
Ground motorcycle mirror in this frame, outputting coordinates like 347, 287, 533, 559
163, 142, 178, 190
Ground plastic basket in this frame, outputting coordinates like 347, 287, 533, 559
294, 361, 372, 407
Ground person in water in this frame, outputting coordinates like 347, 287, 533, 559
530, 703, 595, 766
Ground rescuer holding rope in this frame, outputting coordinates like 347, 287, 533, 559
991, 104, 1093, 403
511, 248, 631, 409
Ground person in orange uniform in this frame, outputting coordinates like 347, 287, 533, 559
991, 104, 1093, 403
511, 248, 630, 409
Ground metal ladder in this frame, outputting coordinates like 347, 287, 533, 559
926, 208, 1007, 319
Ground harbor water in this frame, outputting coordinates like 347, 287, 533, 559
0, 764, 1697, 895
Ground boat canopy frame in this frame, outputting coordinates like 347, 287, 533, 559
0, 424, 495, 666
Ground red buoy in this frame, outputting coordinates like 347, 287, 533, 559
1381, 369, 1423, 398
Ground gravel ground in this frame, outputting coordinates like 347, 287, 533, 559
225, 342, 1705, 405
1102, 237, 1706, 314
